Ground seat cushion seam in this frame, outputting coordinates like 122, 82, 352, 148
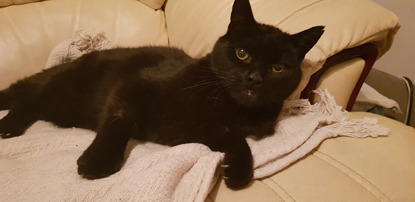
313, 151, 391, 201
260, 178, 295, 202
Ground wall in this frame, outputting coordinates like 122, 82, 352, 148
372, 0, 415, 82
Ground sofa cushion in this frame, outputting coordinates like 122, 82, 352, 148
165, 0, 400, 98
209, 112, 415, 201
0, 0, 168, 89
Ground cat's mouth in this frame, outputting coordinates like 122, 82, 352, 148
231, 89, 259, 107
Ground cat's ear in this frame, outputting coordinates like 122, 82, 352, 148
291, 26, 325, 57
228, 0, 256, 33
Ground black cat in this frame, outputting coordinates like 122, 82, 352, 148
0, 0, 324, 189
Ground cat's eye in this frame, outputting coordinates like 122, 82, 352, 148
271, 64, 285, 73
235, 48, 250, 61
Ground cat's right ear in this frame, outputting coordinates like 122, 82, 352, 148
228, 0, 256, 33
291, 26, 325, 58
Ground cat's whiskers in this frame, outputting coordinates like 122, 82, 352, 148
215, 87, 229, 101
209, 84, 228, 99
181, 77, 225, 98
181, 78, 220, 90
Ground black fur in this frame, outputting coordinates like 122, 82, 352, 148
0, 0, 324, 189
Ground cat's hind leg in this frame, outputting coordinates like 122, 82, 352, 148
0, 90, 13, 110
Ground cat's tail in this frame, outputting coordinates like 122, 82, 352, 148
0, 89, 13, 110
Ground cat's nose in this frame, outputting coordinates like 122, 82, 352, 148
247, 71, 262, 86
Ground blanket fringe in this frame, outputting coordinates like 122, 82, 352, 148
281, 89, 347, 123
281, 88, 389, 137
320, 117, 390, 138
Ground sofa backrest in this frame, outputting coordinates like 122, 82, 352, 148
0, 0, 168, 89
0, 0, 399, 104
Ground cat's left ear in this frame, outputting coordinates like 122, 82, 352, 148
228, 0, 256, 33
291, 26, 325, 57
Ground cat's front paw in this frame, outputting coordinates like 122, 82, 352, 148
77, 145, 124, 180
222, 154, 253, 190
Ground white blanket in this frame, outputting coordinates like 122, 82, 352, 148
0, 31, 389, 201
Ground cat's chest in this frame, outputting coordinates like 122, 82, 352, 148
143, 94, 276, 140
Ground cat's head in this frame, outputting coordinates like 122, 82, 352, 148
211, 0, 324, 107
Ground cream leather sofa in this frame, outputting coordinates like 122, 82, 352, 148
0, 0, 414, 201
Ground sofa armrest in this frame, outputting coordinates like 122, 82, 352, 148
302, 44, 378, 110
312, 58, 366, 110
